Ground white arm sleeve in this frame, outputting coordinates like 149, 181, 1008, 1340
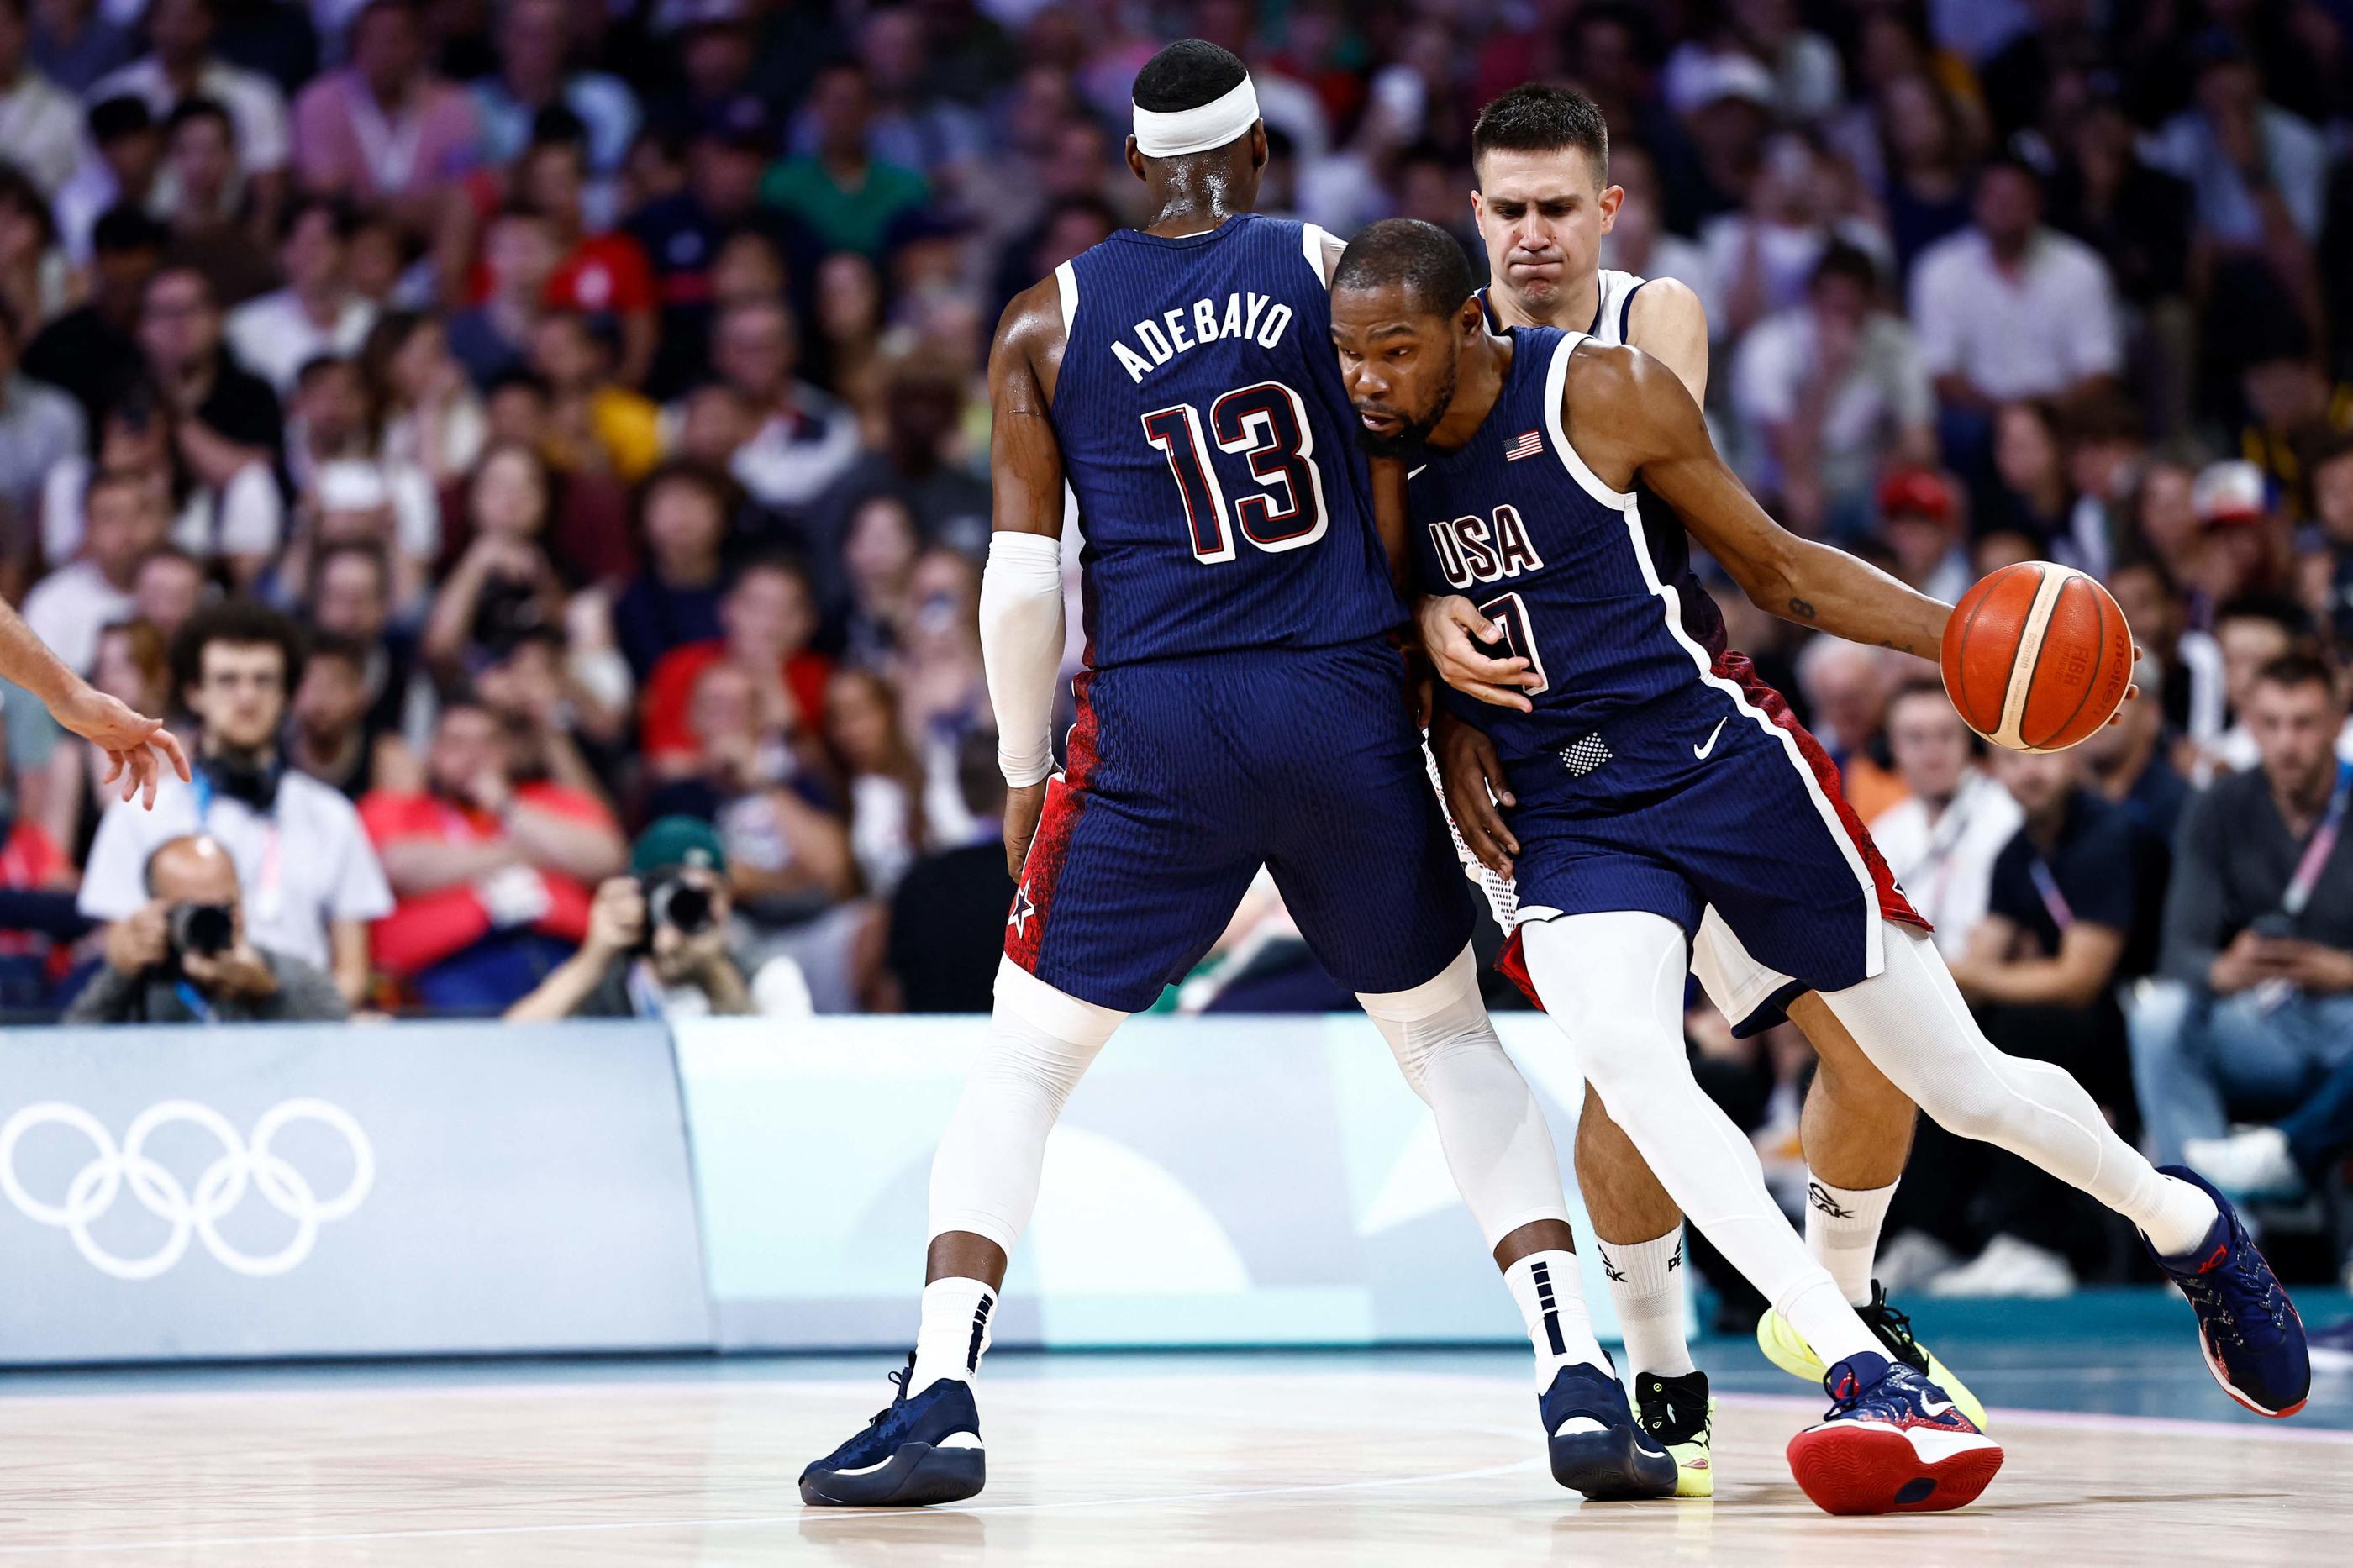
979, 530, 1067, 787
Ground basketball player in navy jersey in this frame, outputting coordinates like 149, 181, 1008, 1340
1418, 86, 1971, 1489
802, 42, 1681, 1510
1331, 218, 2308, 1514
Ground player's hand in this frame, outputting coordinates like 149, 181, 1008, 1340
1418, 595, 1540, 713
1433, 711, 1519, 878
1003, 779, 1049, 881
2103, 645, 2145, 728
50, 685, 191, 809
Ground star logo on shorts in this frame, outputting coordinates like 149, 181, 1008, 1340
1007, 881, 1038, 937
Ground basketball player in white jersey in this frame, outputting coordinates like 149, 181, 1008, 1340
1419, 85, 1966, 1493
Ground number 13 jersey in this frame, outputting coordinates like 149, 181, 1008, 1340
1050, 213, 1403, 666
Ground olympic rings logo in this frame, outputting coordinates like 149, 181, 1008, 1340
0, 1100, 374, 1280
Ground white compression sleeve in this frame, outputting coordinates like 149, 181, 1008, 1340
1519, 913, 1880, 1368
1356, 943, 1573, 1250
927, 958, 1128, 1251
1819, 923, 2216, 1252
979, 530, 1066, 787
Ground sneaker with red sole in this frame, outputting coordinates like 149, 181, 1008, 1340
1784, 1350, 2003, 1517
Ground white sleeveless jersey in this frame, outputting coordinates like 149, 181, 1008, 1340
1474, 268, 1650, 344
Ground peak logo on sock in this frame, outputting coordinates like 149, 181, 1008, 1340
1667, 1244, 1682, 1271
1807, 1181, 1856, 1220
1598, 1248, 1627, 1284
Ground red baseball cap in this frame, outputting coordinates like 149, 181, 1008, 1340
1878, 466, 1954, 525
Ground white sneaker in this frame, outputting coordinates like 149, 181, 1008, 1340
1929, 1234, 2077, 1298
1873, 1229, 1960, 1295
2183, 1126, 2302, 1201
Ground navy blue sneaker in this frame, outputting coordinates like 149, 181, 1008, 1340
799, 1357, 986, 1507
1540, 1360, 1679, 1500
1784, 1350, 2002, 1516
2145, 1165, 2310, 1418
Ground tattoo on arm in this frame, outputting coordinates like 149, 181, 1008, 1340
1788, 597, 1816, 621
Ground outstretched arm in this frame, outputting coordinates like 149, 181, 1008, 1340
980, 282, 1071, 877
0, 598, 189, 808
1576, 345, 1951, 659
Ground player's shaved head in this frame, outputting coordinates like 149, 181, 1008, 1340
1333, 218, 1477, 322
1124, 39, 1266, 218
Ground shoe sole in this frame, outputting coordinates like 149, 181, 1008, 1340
1550, 1428, 1682, 1501
800, 1443, 986, 1507
1755, 1311, 1992, 1433
1784, 1424, 2003, 1516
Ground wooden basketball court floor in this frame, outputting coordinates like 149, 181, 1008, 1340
3, 1308, 2350, 1566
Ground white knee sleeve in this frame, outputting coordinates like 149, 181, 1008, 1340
1358, 944, 1571, 1250
1820, 923, 2158, 1213
926, 959, 1128, 1251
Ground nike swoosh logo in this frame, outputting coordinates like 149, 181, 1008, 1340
1919, 1397, 1957, 1418
1408, 465, 1427, 479
1693, 717, 1728, 760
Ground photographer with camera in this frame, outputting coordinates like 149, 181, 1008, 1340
506, 817, 804, 1021
66, 834, 347, 1023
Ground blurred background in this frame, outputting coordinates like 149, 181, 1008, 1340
2, 0, 2352, 1321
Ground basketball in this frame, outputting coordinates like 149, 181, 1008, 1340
1940, 562, 2135, 752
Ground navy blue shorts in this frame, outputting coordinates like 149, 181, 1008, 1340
1006, 639, 1475, 1013
1496, 653, 1924, 1007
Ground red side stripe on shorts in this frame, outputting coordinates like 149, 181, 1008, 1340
1004, 657, 1102, 973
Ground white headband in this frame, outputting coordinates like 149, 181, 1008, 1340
1132, 75, 1261, 158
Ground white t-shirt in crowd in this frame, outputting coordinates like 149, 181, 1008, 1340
78, 764, 394, 971
42, 457, 284, 567
1731, 305, 1935, 498
91, 55, 292, 173
1908, 226, 2121, 402
226, 291, 380, 393
19, 560, 133, 676
0, 68, 87, 194
1867, 769, 2024, 960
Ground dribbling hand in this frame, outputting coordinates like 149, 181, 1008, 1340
50, 686, 192, 810
1419, 595, 1540, 713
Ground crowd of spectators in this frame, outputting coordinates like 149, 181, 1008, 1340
0, 3, 2351, 1290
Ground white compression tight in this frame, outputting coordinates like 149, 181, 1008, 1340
1819, 923, 2210, 1250
1355, 943, 1573, 1250
927, 958, 1129, 1251
1518, 913, 1880, 1366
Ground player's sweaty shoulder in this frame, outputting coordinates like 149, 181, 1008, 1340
991, 275, 1070, 409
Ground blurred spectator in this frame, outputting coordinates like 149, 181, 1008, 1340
2237, 313, 2351, 523
2145, 37, 2327, 255
1876, 468, 1969, 604
763, 60, 928, 260
29, 0, 133, 96
1731, 242, 1935, 537
282, 358, 437, 596
1792, 637, 1903, 823
445, 203, 556, 389
611, 457, 730, 683
92, 0, 290, 232
830, 492, 919, 668
21, 466, 163, 674
2207, 593, 2319, 775
703, 296, 860, 516
823, 665, 925, 897
156, 96, 273, 307
1909, 158, 2121, 421
472, 0, 640, 180
286, 631, 413, 802
1980, 399, 2071, 547
79, 598, 391, 1005
507, 815, 815, 1022
2058, 390, 2146, 580
22, 203, 163, 434
1595, 146, 1708, 301
66, 833, 347, 1023
1699, 131, 1887, 348
291, 0, 482, 220
130, 545, 203, 642
2306, 434, 2353, 645
225, 197, 377, 395
359, 692, 624, 1013
2133, 654, 2353, 1168
0, 0, 84, 197
421, 439, 566, 681
807, 350, 987, 597
640, 552, 829, 781
2079, 655, 2193, 850
529, 311, 660, 482
52, 95, 161, 266
517, 113, 657, 390
1858, 71, 1976, 285
136, 263, 285, 578
305, 537, 416, 742
885, 729, 1013, 1013
0, 293, 83, 539
1866, 677, 2022, 961
361, 308, 485, 482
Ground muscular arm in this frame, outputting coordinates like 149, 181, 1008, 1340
1954, 912, 2129, 1009
377, 837, 519, 896
1623, 276, 1709, 403
1571, 344, 1952, 659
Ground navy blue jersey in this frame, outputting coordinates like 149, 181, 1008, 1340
1050, 213, 1401, 667
1408, 327, 1737, 792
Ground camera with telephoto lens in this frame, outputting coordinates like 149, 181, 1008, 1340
166, 902, 235, 959
638, 874, 715, 951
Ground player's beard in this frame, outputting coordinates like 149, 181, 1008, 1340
1353, 355, 1457, 460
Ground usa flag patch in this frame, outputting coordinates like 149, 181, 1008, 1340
1505, 430, 1544, 460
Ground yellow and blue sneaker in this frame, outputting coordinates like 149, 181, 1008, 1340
1631, 1369, 1714, 1497
1756, 1281, 1987, 1433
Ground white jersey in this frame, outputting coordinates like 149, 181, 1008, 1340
1475, 268, 1650, 344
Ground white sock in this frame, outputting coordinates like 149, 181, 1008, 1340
1778, 1273, 1883, 1371
1598, 1229, 1695, 1378
1503, 1250, 1608, 1388
2134, 1172, 2223, 1259
1805, 1175, 1897, 1306
909, 1276, 997, 1394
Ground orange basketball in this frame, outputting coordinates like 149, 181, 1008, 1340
1940, 562, 2135, 752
